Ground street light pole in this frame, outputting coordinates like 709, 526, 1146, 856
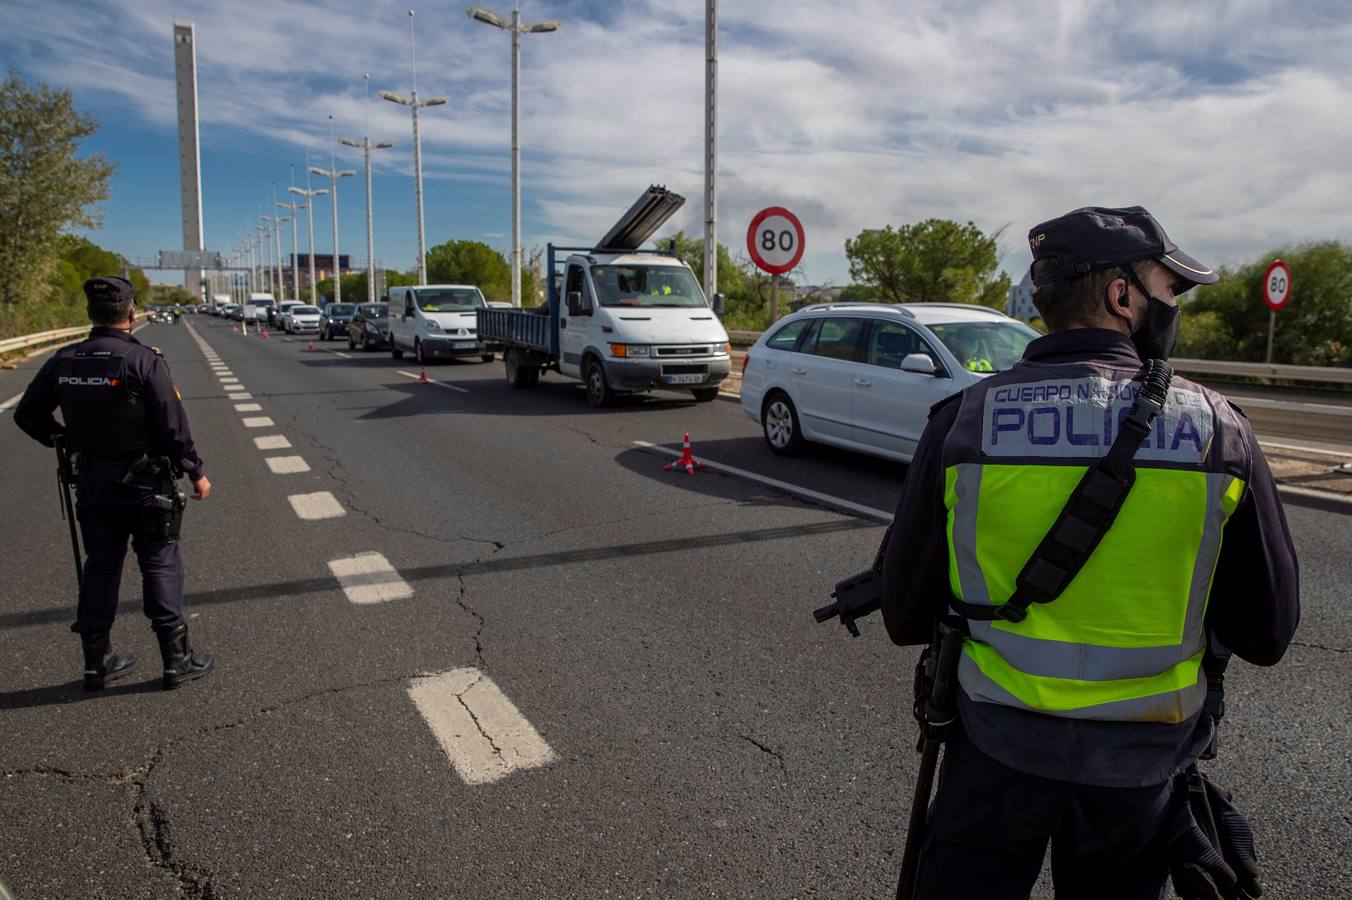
280, 164, 304, 303
703, 0, 718, 302
341, 74, 395, 303
468, 3, 561, 307
261, 216, 281, 299
290, 162, 328, 305
381, 10, 448, 285
310, 116, 356, 305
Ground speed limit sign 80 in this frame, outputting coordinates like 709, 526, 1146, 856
1263, 259, 1291, 312
747, 207, 805, 275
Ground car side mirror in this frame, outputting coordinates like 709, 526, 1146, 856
567, 291, 588, 317
901, 353, 938, 375
711, 292, 726, 315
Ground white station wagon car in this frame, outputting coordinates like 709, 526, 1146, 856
740, 302, 1040, 463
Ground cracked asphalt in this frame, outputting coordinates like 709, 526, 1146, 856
1, 317, 1349, 899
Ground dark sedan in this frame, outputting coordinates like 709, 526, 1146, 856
320, 302, 356, 341
348, 302, 390, 351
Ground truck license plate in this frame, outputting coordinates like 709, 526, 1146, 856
665, 374, 704, 385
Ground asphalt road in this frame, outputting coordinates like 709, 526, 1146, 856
1, 318, 1348, 899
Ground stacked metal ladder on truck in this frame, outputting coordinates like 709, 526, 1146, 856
595, 186, 686, 251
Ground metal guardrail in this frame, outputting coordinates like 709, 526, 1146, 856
1170, 358, 1352, 386
0, 326, 88, 357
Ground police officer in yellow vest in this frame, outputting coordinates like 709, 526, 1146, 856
880, 207, 1299, 899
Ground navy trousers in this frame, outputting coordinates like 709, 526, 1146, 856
914, 729, 1174, 900
72, 468, 185, 635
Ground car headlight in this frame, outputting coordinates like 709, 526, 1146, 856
426, 320, 442, 332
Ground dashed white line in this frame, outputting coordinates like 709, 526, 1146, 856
396, 370, 470, 393
228, 392, 253, 400
234, 402, 263, 412
407, 668, 556, 785
633, 440, 894, 522
254, 435, 292, 450
327, 552, 412, 604
1, 392, 23, 414
242, 416, 274, 428
288, 491, 345, 520
265, 455, 310, 474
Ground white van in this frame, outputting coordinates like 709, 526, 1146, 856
387, 285, 495, 365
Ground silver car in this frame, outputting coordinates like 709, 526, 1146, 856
740, 302, 1039, 463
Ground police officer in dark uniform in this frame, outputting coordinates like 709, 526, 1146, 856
880, 208, 1299, 899
14, 276, 214, 691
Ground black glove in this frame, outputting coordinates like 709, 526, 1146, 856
1167, 769, 1263, 900
1204, 776, 1263, 899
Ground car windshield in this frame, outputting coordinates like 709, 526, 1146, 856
416, 288, 482, 312
928, 320, 1040, 373
294, 306, 320, 315
327, 304, 354, 316
590, 264, 707, 308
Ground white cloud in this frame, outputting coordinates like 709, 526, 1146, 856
4, 0, 1350, 281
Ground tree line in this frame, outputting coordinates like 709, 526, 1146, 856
4, 69, 1347, 367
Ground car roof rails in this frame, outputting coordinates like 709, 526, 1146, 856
596, 185, 686, 251
799, 301, 917, 318
909, 302, 1013, 317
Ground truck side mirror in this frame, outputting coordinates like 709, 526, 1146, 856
567, 291, 588, 317
711, 292, 726, 315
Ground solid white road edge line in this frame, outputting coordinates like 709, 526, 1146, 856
265, 455, 310, 474
396, 370, 470, 393
287, 491, 345, 520
327, 552, 412, 604
1276, 484, 1352, 505
0, 392, 23, 414
633, 440, 893, 522
407, 668, 556, 785
254, 435, 292, 450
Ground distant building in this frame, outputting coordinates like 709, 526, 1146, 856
1006, 271, 1038, 321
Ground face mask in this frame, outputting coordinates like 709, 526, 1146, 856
1131, 295, 1180, 361
1116, 266, 1181, 361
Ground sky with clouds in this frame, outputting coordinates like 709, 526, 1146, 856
3, 0, 1351, 288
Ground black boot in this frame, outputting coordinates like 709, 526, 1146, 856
81, 630, 137, 691
156, 623, 213, 689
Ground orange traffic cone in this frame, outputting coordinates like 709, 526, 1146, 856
261, 329, 270, 340
307, 340, 314, 352
231, 323, 238, 332
416, 366, 431, 384
663, 433, 707, 476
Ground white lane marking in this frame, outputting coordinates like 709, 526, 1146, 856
633, 440, 893, 522
407, 668, 556, 785
396, 370, 470, 393
242, 416, 274, 428
254, 435, 292, 450
265, 455, 310, 474
1277, 484, 1352, 505
1258, 438, 1352, 460
234, 402, 263, 412
215, 370, 234, 377
221, 383, 244, 392
288, 491, 345, 520
320, 347, 353, 359
227, 392, 253, 400
1, 392, 23, 414
327, 552, 412, 604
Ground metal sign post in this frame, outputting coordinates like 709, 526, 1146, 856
746, 207, 805, 323
1263, 259, 1292, 364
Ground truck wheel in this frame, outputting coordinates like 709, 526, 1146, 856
691, 387, 720, 402
415, 340, 426, 365
505, 348, 530, 388
525, 367, 540, 388
585, 358, 615, 408
481, 352, 495, 363
762, 391, 805, 455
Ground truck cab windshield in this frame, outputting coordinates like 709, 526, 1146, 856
416, 288, 483, 312
590, 265, 707, 308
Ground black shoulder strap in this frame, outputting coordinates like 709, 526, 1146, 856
954, 360, 1175, 624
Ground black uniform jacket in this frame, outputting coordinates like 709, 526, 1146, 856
879, 328, 1300, 786
14, 326, 205, 481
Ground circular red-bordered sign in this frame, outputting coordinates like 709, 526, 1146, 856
1263, 259, 1292, 312
746, 207, 806, 275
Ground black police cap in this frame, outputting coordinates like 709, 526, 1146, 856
83, 276, 136, 305
1027, 206, 1218, 289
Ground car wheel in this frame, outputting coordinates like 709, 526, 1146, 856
390, 339, 403, 359
762, 392, 805, 455
691, 387, 720, 403
585, 358, 614, 408
348, 332, 357, 350
481, 353, 495, 364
